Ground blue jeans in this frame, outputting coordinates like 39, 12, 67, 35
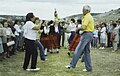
70, 32, 93, 71
35, 40, 46, 60
15, 35, 20, 50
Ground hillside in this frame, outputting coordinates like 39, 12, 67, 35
0, 15, 25, 22
94, 8, 120, 23
65, 8, 120, 23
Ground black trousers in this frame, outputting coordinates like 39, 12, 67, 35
107, 33, 112, 47
23, 38, 38, 69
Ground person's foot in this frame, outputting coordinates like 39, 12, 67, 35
101, 47, 105, 49
50, 52, 53, 54
41, 59, 48, 62
56, 49, 59, 53
56, 51, 59, 53
26, 68, 40, 72
83, 69, 92, 72
65, 65, 73, 69
6, 55, 10, 58
67, 52, 70, 56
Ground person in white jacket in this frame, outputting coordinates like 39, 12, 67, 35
99, 23, 107, 49
14, 20, 21, 51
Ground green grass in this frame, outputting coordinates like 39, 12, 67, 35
0, 47, 120, 76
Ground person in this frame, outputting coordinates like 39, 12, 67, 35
110, 23, 119, 52
107, 21, 113, 47
22, 13, 40, 71
92, 26, 99, 49
68, 19, 82, 56
3, 20, 15, 58
40, 20, 50, 56
66, 5, 94, 72
14, 20, 22, 51
34, 17, 47, 61
0, 23, 4, 61
99, 23, 107, 49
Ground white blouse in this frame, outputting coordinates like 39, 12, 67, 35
23, 21, 37, 40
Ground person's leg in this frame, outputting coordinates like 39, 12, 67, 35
23, 39, 31, 70
70, 33, 93, 68
113, 42, 117, 51
62, 32, 65, 47
15, 36, 19, 51
31, 41, 38, 69
36, 40, 45, 60
84, 42, 92, 71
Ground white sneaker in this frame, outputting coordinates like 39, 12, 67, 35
26, 68, 40, 72
101, 47, 105, 49
83, 69, 92, 72
26, 69, 31, 71
33, 68, 40, 71
83, 69, 87, 72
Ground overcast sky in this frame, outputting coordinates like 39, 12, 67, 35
0, 0, 120, 20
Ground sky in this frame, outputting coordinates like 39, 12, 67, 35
0, 0, 120, 20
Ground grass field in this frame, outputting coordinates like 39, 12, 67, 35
0, 47, 120, 76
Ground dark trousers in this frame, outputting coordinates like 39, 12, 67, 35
23, 38, 38, 69
62, 32, 65, 47
57, 34, 61, 49
107, 33, 112, 47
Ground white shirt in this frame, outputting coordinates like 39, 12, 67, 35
23, 21, 37, 40
100, 27, 106, 39
44, 26, 50, 34
68, 23, 76, 32
14, 24, 21, 36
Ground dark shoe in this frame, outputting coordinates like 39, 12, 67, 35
6, 56, 10, 58
50, 52, 53, 54
57, 51, 59, 53
67, 52, 70, 56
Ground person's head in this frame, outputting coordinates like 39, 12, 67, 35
83, 5, 91, 15
41, 20, 47, 26
35, 17, 40, 24
26, 12, 35, 22
2, 20, 8, 28
70, 18, 75, 23
48, 20, 53, 25
77, 19, 82, 24
14, 20, 20, 25
102, 23, 107, 27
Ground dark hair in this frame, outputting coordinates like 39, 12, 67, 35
14, 20, 19, 25
113, 23, 117, 28
48, 20, 53, 25
41, 20, 45, 25
77, 19, 82, 24
2, 20, 7, 25
35, 17, 39, 21
26, 13, 34, 21
102, 23, 107, 27
71, 18, 75, 23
